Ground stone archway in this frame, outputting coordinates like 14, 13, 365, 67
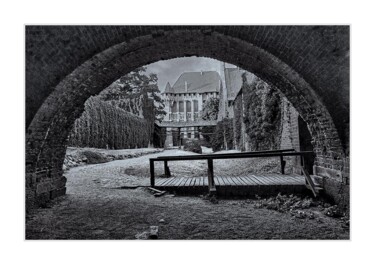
26, 26, 349, 210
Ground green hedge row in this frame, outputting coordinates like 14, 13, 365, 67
68, 97, 153, 149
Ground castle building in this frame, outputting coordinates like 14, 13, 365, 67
160, 65, 314, 173
160, 71, 221, 145
162, 71, 221, 122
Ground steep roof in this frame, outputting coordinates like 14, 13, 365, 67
164, 82, 172, 93
225, 67, 244, 101
165, 71, 221, 94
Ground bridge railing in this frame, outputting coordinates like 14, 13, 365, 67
149, 149, 317, 195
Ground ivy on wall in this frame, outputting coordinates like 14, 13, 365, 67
242, 74, 282, 151
233, 94, 243, 149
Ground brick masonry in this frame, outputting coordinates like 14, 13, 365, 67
279, 97, 303, 174
25, 26, 349, 211
280, 98, 300, 151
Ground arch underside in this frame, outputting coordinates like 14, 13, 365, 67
26, 29, 349, 209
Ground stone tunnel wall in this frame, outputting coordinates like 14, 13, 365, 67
26, 26, 350, 152
25, 26, 350, 211
279, 97, 302, 174
279, 97, 349, 210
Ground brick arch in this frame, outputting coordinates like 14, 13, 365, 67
26, 26, 349, 209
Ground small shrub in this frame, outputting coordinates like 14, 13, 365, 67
81, 150, 110, 164
201, 97, 220, 121
200, 126, 215, 147
211, 118, 234, 152
183, 140, 202, 154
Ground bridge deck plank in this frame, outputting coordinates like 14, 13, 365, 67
154, 174, 305, 188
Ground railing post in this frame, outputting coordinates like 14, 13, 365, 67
280, 155, 285, 174
150, 159, 155, 187
300, 154, 317, 197
207, 158, 216, 193
164, 160, 171, 177
301, 155, 305, 169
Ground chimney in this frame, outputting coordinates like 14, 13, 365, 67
185, 81, 188, 92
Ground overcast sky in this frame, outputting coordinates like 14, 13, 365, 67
144, 57, 236, 92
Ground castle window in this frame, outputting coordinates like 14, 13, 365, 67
178, 101, 184, 112
186, 101, 192, 112
171, 101, 177, 112
193, 100, 198, 112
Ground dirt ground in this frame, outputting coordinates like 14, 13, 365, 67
63, 147, 163, 170
26, 149, 349, 239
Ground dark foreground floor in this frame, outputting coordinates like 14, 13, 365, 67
26, 151, 349, 240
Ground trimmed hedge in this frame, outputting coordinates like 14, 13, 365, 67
68, 97, 153, 149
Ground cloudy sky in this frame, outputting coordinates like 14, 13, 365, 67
144, 57, 236, 92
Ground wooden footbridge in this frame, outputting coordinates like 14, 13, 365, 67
149, 149, 320, 197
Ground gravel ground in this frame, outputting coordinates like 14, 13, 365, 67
26, 149, 349, 239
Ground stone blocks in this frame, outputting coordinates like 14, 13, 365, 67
25, 26, 350, 210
